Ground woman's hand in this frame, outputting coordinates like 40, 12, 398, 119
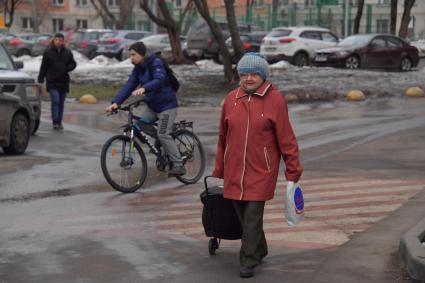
106, 103, 118, 113
132, 87, 145, 97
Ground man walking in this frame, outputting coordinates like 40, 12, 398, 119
38, 33, 77, 130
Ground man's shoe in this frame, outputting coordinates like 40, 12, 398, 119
168, 165, 186, 177
53, 124, 60, 130
58, 123, 64, 130
239, 266, 254, 278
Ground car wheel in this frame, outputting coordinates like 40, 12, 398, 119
399, 57, 412, 72
345, 55, 360, 69
3, 113, 30, 155
16, 49, 31, 57
32, 118, 40, 135
293, 52, 309, 67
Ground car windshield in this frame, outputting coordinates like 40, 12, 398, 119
338, 35, 373, 47
100, 32, 119, 40
0, 45, 15, 70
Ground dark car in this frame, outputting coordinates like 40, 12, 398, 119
31, 34, 53, 56
68, 29, 111, 59
0, 34, 34, 57
97, 30, 152, 61
314, 34, 419, 71
223, 31, 268, 63
0, 44, 41, 154
186, 19, 261, 62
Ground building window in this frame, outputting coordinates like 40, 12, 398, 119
76, 0, 88, 6
108, 0, 119, 7
376, 19, 389, 33
52, 0, 64, 6
52, 18, 64, 32
253, 0, 264, 8
21, 17, 34, 30
76, 19, 88, 29
175, 0, 182, 8
378, 0, 390, 4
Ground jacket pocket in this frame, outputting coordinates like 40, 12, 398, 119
264, 147, 271, 172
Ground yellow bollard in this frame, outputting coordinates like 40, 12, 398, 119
405, 87, 424, 98
79, 94, 98, 104
346, 90, 365, 101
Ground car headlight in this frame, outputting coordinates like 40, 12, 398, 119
26, 85, 40, 99
336, 51, 349, 57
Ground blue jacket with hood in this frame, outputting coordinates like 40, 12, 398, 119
112, 54, 177, 113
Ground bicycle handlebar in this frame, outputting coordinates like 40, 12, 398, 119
106, 97, 145, 116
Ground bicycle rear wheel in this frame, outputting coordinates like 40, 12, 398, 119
100, 135, 148, 193
173, 129, 205, 184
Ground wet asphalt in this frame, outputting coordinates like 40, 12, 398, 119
0, 97, 425, 282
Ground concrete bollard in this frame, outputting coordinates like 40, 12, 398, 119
346, 90, 365, 101
79, 94, 98, 104
405, 87, 424, 98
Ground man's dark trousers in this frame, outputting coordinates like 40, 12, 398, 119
232, 200, 268, 268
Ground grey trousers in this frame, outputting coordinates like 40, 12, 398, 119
232, 200, 268, 268
140, 106, 183, 164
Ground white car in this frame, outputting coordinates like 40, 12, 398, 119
260, 26, 339, 66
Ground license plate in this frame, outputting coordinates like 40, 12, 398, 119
265, 47, 276, 52
315, 55, 327, 62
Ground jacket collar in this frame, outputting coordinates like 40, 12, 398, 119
236, 80, 272, 99
137, 54, 156, 70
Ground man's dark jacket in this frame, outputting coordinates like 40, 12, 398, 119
38, 45, 77, 93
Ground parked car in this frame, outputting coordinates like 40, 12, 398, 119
97, 30, 152, 60
314, 34, 419, 71
68, 29, 111, 59
31, 34, 53, 56
186, 18, 261, 62
0, 34, 34, 57
0, 44, 41, 154
223, 31, 268, 63
260, 26, 339, 66
122, 34, 186, 60
410, 39, 425, 57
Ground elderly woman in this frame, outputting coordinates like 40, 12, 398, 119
212, 53, 303, 278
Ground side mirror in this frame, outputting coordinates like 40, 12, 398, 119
14, 61, 24, 69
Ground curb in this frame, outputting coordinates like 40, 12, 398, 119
399, 218, 425, 282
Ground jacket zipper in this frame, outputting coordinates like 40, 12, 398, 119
264, 147, 271, 172
240, 95, 251, 200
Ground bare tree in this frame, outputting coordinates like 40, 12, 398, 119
194, 0, 234, 84
31, 0, 54, 33
140, 0, 185, 64
399, 0, 415, 39
353, 0, 364, 34
390, 0, 398, 35
224, 0, 243, 63
89, 0, 136, 29
3, 0, 23, 29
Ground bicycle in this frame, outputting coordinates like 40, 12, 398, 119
100, 97, 206, 193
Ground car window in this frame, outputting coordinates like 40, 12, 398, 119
100, 32, 118, 40
370, 38, 386, 48
124, 33, 145, 40
70, 32, 84, 42
321, 32, 338, 43
0, 45, 15, 70
268, 29, 292, 37
386, 36, 403, 47
160, 36, 170, 44
300, 31, 321, 40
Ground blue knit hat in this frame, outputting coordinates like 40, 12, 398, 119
237, 52, 269, 80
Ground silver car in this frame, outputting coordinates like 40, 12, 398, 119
0, 44, 41, 154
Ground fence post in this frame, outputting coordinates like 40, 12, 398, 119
290, 2, 297, 26
366, 4, 372, 33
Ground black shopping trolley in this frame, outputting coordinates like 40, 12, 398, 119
200, 176, 242, 255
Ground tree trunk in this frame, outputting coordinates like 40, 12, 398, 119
90, 0, 135, 29
353, 0, 364, 34
4, 0, 22, 28
194, 0, 234, 84
399, 0, 415, 39
390, 0, 398, 35
224, 0, 243, 63
140, 0, 185, 64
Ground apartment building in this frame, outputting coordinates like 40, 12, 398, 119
6, 0, 425, 39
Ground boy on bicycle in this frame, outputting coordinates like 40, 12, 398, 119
106, 42, 186, 177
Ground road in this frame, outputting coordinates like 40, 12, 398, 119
0, 97, 424, 282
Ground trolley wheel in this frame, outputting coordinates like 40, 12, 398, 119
208, 238, 219, 255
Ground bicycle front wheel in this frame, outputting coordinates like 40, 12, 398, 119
100, 135, 148, 193
173, 129, 206, 184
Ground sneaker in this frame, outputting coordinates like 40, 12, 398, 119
168, 164, 186, 177
239, 266, 255, 278
58, 124, 64, 130
53, 124, 60, 130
